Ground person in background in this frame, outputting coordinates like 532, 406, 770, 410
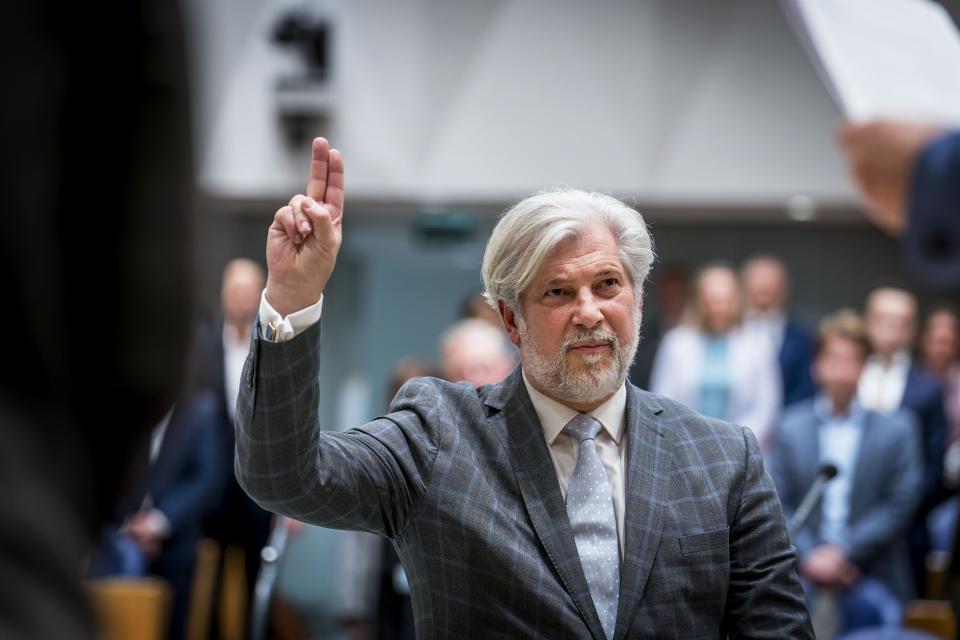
770, 310, 921, 637
920, 306, 960, 450
918, 306, 960, 554
196, 259, 275, 638
439, 318, 516, 387
859, 287, 948, 597
460, 292, 503, 329
650, 263, 781, 449
741, 255, 817, 408
628, 263, 690, 391
90, 390, 226, 640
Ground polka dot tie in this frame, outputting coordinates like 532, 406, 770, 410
564, 414, 620, 640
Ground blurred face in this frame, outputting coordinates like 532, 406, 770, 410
222, 261, 265, 327
921, 310, 960, 375
443, 334, 515, 387
697, 268, 741, 334
742, 261, 787, 313
500, 226, 641, 411
814, 335, 867, 409
865, 290, 916, 357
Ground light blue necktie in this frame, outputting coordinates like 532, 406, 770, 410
564, 414, 620, 640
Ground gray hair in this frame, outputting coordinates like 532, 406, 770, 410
481, 189, 654, 313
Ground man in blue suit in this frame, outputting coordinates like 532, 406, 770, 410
741, 255, 817, 408
771, 310, 921, 634
859, 287, 948, 597
233, 138, 813, 638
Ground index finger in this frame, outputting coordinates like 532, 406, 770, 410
306, 137, 330, 201
325, 148, 345, 224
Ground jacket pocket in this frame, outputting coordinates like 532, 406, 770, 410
678, 527, 729, 555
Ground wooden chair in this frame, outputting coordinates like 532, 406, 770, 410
87, 577, 173, 640
904, 599, 957, 640
217, 544, 249, 640
186, 537, 221, 640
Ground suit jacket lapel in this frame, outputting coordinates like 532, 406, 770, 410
847, 412, 875, 519
614, 386, 670, 640
485, 368, 607, 640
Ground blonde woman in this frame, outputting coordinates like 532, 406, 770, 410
650, 263, 782, 449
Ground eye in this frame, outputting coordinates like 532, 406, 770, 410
596, 277, 622, 293
545, 287, 567, 298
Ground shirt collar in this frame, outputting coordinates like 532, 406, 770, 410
813, 393, 866, 425
744, 309, 785, 324
867, 349, 912, 372
521, 370, 627, 445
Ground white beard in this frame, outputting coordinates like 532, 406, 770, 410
518, 315, 640, 407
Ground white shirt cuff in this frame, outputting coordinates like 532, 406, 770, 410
145, 509, 172, 539
259, 291, 324, 342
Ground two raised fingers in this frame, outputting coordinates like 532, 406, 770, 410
271, 136, 344, 245
307, 138, 345, 223
274, 194, 338, 245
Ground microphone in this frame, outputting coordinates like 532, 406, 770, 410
788, 463, 839, 535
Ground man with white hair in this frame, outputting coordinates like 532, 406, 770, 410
235, 138, 812, 638
439, 318, 516, 387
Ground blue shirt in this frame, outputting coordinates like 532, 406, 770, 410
698, 335, 731, 421
814, 395, 866, 544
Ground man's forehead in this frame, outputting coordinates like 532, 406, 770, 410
541, 266, 623, 286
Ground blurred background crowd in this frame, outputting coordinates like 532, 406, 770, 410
6, 0, 960, 639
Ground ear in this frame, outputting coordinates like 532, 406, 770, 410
498, 300, 522, 347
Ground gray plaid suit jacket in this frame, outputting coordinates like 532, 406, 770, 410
236, 320, 812, 639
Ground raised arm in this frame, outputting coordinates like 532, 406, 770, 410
234, 139, 442, 537
265, 137, 345, 316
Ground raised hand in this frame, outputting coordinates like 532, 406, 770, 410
838, 119, 943, 235
265, 137, 345, 316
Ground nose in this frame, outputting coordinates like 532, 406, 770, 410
572, 288, 603, 328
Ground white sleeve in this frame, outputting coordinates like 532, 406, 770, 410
258, 291, 324, 342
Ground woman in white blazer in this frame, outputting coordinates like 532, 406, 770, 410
650, 263, 782, 450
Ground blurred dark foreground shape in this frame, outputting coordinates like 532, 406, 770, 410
0, 0, 195, 637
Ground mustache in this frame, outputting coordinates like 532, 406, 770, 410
562, 328, 618, 351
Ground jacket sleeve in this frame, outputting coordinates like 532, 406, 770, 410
155, 392, 227, 533
234, 318, 444, 538
767, 420, 821, 560
904, 131, 960, 289
725, 427, 814, 639
843, 414, 923, 567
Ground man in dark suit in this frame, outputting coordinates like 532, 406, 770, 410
741, 255, 817, 408
195, 260, 275, 636
770, 310, 922, 635
235, 138, 813, 638
95, 390, 226, 640
859, 287, 948, 596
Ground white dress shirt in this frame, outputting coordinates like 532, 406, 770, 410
814, 396, 865, 545
522, 372, 628, 551
258, 294, 628, 549
858, 350, 911, 414
223, 326, 251, 421
743, 309, 787, 350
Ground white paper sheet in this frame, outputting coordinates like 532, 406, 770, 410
783, 0, 960, 124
